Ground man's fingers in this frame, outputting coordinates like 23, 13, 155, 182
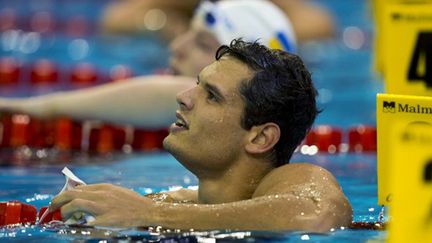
60, 199, 100, 220
51, 190, 99, 211
50, 190, 81, 211
76, 183, 119, 191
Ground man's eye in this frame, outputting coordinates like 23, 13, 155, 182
207, 91, 218, 102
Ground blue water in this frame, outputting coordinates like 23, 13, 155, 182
0, 0, 386, 242
1, 153, 385, 242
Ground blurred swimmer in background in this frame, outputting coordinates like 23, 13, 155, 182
101, 0, 335, 43
0, 0, 304, 128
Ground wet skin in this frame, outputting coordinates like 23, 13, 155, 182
50, 56, 352, 232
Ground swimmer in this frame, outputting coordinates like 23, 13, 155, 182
101, 0, 335, 42
0, 0, 297, 128
50, 39, 352, 232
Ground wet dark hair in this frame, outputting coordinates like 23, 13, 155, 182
215, 39, 319, 166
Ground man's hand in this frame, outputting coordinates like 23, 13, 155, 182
50, 183, 155, 227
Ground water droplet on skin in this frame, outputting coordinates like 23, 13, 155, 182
300, 234, 310, 240
156, 226, 163, 232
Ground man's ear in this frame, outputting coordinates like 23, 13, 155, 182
245, 123, 281, 155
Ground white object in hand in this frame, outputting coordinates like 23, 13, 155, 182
38, 167, 95, 224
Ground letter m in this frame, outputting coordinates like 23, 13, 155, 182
383, 101, 396, 113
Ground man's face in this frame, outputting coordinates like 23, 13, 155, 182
169, 27, 220, 77
163, 56, 255, 178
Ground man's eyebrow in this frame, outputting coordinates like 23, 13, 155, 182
197, 75, 226, 101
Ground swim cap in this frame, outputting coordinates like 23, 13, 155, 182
192, 0, 296, 52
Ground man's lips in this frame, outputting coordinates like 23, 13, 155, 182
174, 111, 189, 129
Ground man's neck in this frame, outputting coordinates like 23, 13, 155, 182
197, 158, 273, 204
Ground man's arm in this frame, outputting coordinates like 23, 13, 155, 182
270, 0, 335, 42
152, 164, 351, 232
0, 75, 195, 128
101, 0, 199, 40
51, 164, 351, 232
146, 188, 198, 203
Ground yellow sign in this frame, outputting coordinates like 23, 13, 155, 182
373, 0, 432, 75
372, 0, 390, 75
387, 121, 432, 243
377, 93, 432, 205
383, 3, 432, 96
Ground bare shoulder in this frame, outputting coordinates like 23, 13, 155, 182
253, 163, 340, 196
253, 163, 353, 229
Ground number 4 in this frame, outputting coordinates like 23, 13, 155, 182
407, 32, 432, 88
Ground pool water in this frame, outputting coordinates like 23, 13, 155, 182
1, 153, 385, 242
0, 0, 387, 242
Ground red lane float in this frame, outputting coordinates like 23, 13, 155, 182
0, 201, 37, 226
28, 118, 56, 148
348, 125, 377, 152
304, 125, 343, 153
38, 207, 62, 224
132, 129, 167, 151
30, 11, 55, 34
70, 63, 98, 85
1, 114, 379, 155
4, 115, 57, 148
65, 16, 90, 37
30, 59, 59, 85
109, 65, 133, 82
54, 118, 83, 151
9, 114, 31, 148
0, 113, 13, 148
0, 57, 20, 85
0, 8, 17, 31
88, 124, 126, 153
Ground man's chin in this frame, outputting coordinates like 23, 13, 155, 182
162, 135, 178, 154
162, 136, 171, 151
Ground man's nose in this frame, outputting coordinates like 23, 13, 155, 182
176, 87, 194, 110
170, 32, 191, 60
